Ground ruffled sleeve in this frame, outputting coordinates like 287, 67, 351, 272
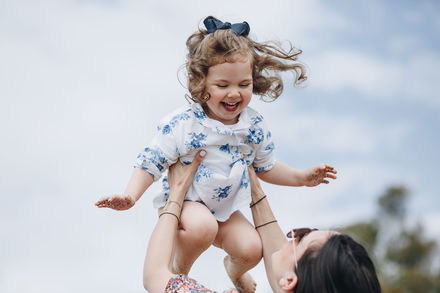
134, 115, 181, 181
248, 113, 275, 173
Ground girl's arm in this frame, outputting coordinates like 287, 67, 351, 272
248, 166, 286, 292
96, 113, 181, 210
143, 150, 206, 293
256, 161, 337, 187
95, 168, 154, 210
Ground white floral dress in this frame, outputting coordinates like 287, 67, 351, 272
135, 103, 275, 221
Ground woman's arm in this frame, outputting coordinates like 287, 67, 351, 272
248, 166, 287, 292
257, 161, 337, 187
143, 150, 206, 293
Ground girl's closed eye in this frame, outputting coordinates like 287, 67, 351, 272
217, 84, 228, 88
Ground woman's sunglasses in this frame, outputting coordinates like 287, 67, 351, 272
287, 228, 318, 270
286, 228, 318, 241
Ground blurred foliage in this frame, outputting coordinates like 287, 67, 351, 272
378, 186, 408, 219
342, 186, 439, 293
343, 220, 379, 251
386, 225, 437, 270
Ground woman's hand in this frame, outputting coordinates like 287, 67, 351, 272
303, 164, 337, 187
167, 150, 206, 193
248, 165, 265, 198
95, 194, 135, 210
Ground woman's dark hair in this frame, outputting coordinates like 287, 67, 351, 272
294, 234, 381, 293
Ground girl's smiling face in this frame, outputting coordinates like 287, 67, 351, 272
204, 56, 253, 125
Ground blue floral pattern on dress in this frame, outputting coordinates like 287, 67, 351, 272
212, 185, 232, 202
239, 173, 249, 189
220, 144, 242, 161
186, 132, 207, 150
251, 115, 263, 125
215, 126, 235, 136
229, 156, 246, 168
162, 176, 170, 200
194, 163, 212, 182
162, 124, 171, 135
265, 141, 275, 151
170, 111, 191, 128
219, 143, 231, 154
243, 150, 254, 165
137, 147, 168, 173
247, 127, 264, 144
193, 108, 207, 119
254, 164, 274, 173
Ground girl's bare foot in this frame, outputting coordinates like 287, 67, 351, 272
224, 255, 257, 293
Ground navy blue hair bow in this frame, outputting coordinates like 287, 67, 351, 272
203, 16, 250, 37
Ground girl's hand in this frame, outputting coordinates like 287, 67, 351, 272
303, 164, 337, 187
167, 150, 206, 192
95, 195, 135, 210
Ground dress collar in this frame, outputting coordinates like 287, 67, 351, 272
191, 103, 251, 136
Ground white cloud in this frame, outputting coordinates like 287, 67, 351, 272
308, 48, 440, 107
252, 98, 413, 155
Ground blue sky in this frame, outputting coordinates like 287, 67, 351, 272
1, 0, 439, 292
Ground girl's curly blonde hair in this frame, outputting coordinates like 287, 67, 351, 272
185, 27, 307, 104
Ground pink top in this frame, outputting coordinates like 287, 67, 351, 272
165, 274, 238, 293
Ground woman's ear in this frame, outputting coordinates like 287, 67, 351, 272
279, 272, 298, 291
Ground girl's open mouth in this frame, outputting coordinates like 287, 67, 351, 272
221, 101, 240, 112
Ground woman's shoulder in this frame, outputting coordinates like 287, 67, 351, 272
165, 274, 238, 293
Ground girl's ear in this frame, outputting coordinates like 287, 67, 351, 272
279, 272, 298, 291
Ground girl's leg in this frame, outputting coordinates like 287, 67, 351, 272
170, 201, 218, 275
213, 211, 262, 293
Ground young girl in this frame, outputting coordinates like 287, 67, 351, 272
96, 16, 337, 293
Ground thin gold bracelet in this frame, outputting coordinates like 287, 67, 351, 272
159, 211, 180, 223
250, 195, 267, 208
255, 220, 277, 229
167, 200, 182, 210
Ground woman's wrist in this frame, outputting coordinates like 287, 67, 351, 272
159, 197, 183, 222
250, 195, 267, 208
168, 187, 187, 202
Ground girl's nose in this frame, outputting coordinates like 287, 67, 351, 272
228, 88, 240, 98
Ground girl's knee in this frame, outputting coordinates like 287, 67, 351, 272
191, 218, 218, 244
241, 236, 263, 263
180, 202, 218, 246
227, 233, 262, 265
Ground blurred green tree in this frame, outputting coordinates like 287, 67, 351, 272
342, 186, 439, 293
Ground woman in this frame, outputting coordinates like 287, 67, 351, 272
247, 163, 381, 293
143, 150, 381, 292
